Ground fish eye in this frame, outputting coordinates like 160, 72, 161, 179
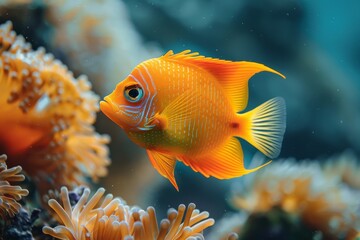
124, 85, 144, 102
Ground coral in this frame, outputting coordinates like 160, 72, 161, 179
323, 150, 360, 189
229, 159, 359, 239
0, 21, 110, 197
46, 0, 159, 95
43, 186, 215, 240
0, 154, 28, 218
206, 213, 244, 240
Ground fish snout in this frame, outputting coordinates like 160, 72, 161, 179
100, 96, 113, 115
100, 97, 124, 128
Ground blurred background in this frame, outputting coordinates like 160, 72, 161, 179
1, 0, 359, 234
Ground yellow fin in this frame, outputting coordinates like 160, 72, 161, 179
181, 137, 270, 179
147, 112, 168, 130
151, 90, 196, 132
146, 150, 179, 191
161, 49, 202, 60
161, 50, 285, 112
236, 97, 286, 158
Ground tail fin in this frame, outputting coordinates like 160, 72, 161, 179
236, 97, 286, 158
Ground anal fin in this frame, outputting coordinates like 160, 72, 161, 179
181, 137, 270, 179
146, 150, 179, 191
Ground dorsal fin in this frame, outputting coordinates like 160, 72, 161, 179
161, 49, 204, 60
161, 50, 285, 112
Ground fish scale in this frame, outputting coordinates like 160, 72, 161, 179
147, 58, 233, 155
100, 50, 286, 190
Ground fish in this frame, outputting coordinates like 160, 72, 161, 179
100, 50, 286, 191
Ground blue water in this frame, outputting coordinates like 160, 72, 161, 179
1, 1, 359, 239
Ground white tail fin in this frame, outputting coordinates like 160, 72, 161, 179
236, 97, 286, 158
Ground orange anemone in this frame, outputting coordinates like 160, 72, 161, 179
0, 154, 29, 218
43, 186, 215, 240
231, 159, 359, 239
323, 150, 360, 189
0, 21, 110, 197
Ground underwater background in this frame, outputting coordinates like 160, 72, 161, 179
0, 0, 359, 239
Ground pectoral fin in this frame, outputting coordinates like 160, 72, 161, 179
146, 150, 179, 191
148, 90, 196, 131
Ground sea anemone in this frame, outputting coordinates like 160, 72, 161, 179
323, 150, 360, 189
0, 21, 110, 197
0, 154, 28, 218
229, 158, 359, 239
43, 186, 215, 240
206, 213, 245, 240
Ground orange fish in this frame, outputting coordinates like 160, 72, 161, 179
100, 50, 286, 190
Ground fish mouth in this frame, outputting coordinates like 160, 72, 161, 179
99, 97, 113, 115
100, 97, 124, 128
